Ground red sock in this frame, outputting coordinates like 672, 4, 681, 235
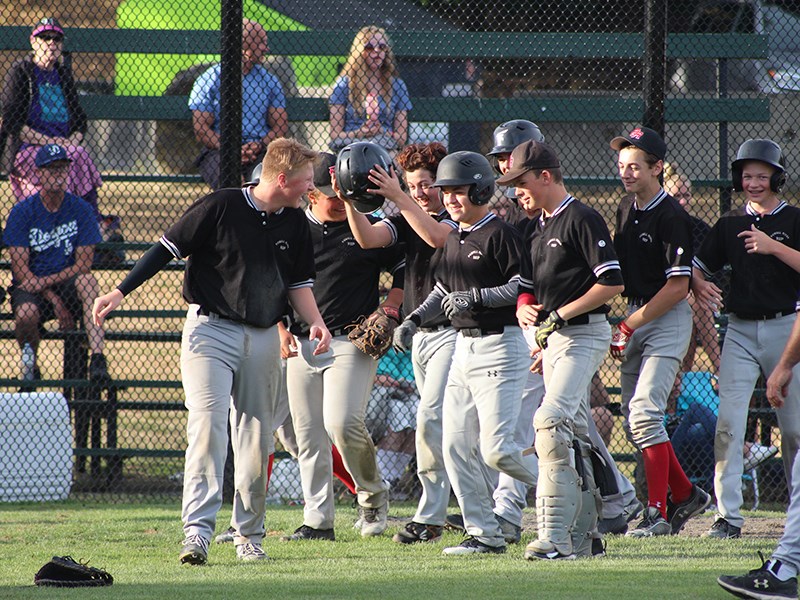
265, 452, 275, 493
666, 441, 693, 503
331, 445, 356, 495
642, 443, 670, 519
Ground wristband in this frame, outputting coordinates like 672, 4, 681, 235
618, 320, 635, 336
517, 293, 538, 310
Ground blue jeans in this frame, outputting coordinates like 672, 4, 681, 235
671, 403, 716, 491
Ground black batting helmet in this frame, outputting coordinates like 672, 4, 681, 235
433, 151, 495, 206
732, 139, 787, 193
488, 120, 545, 155
246, 162, 262, 185
335, 142, 397, 214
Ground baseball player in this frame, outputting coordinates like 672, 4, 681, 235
343, 142, 461, 544
280, 152, 405, 541
502, 140, 623, 560
399, 151, 537, 555
92, 138, 331, 564
692, 139, 800, 539
487, 119, 546, 228
487, 122, 641, 540
718, 316, 800, 600
610, 126, 710, 538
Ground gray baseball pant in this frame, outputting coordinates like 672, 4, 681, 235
180, 306, 281, 545
621, 300, 692, 449
411, 327, 457, 526
774, 448, 800, 574
715, 314, 800, 528
443, 326, 536, 548
287, 335, 387, 530
493, 369, 543, 526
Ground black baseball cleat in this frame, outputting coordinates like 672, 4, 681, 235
280, 524, 335, 542
704, 517, 742, 539
179, 535, 209, 565
718, 553, 798, 599
667, 484, 711, 534
444, 513, 465, 533
392, 521, 443, 544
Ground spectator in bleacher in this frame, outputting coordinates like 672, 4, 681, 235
329, 26, 412, 152
189, 19, 288, 191
2, 143, 109, 384
0, 17, 103, 218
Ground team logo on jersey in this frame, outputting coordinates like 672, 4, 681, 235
676, 246, 684, 255
772, 230, 790, 243
638, 233, 652, 243
342, 236, 358, 247
598, 240, 606, 247
547, 238, 562, 248
629, 128, 644, 139
468, 250, 483, 260
275, 239, 290, 251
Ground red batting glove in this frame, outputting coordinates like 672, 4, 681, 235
610, 320, 635, 360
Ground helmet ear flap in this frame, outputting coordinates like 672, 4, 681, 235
469, 183, 493, 205
771, 170, 787, 193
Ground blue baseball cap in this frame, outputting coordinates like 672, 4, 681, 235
35, 144, 71, 168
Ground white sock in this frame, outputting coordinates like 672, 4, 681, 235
376, 449, 412, 482
766, 558, 798, 581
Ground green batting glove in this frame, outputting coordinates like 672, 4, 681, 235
535, 311, 566, 350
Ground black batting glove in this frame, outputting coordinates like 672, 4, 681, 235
441, 288, 482, 320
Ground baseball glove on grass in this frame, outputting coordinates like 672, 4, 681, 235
347, 306, 401, 360
34, 555, 113, 587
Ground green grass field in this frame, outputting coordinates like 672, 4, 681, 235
0, 501, 784, 599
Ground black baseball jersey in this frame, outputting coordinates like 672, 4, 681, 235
519, 196, 621, 315
291, 208, 405, 333
161, 187, 314, 328
434, 212, 524, 330
694, 200, 800, 315
614, 190, 693, 301
381, 208, 457, 326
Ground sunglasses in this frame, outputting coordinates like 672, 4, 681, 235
364, 42, 388, 51
37, 33, 64, 42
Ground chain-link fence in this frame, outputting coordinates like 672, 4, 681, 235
0, 0, 795, 508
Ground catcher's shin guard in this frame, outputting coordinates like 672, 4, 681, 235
529, 405, 580, 556
572, 436, 602, 558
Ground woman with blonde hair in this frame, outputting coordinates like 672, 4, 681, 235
329, 26, 412, 151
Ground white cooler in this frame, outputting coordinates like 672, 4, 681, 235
0, 392, 72, 501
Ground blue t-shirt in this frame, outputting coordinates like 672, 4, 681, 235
188, 63, 287, 143
329, 76, 413, 133
3, 192, 102, 279
27, 66, 70, 138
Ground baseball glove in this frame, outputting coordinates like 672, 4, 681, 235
347, 306, 401, 360
34, 555, 113, 587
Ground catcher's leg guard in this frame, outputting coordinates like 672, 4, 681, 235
528, 404, 580, 557
572, 436, 602, 558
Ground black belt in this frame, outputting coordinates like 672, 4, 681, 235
197, 306, 228, 320
538, 310, 605, 326
734, 309, 796, 321
419, 324, 450, 333
564, 313, 605, 326
458, 326, 504, 338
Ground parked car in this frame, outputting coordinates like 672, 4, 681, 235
669, 0, 800, 93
